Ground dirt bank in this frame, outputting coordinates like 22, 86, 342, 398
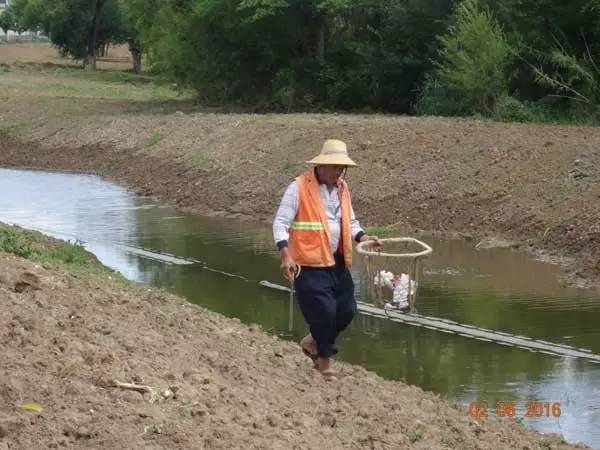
0, 228, 589, 449
2, 113, 600, 288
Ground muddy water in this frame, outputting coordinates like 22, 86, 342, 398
1, 167, 599, 449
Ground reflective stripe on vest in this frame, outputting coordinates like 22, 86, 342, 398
291, 221, 325, 231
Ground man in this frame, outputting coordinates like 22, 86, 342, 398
273, 139, 379, 381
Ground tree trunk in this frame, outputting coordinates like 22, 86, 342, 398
129, 40, 142, 74
132, 51, 142, 74
316, 19, 325, 65
85, 0, 104, 71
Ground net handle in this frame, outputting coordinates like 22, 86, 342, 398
356, 237, 433, 258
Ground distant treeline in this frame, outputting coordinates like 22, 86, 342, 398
2, 0, 600, 122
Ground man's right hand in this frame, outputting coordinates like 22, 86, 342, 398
280, 247, 300, 281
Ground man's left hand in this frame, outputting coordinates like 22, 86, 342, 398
360, 234, 382, 249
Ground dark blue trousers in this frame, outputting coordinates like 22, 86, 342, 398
294, 254, 357, 358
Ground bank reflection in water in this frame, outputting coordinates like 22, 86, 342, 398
0, 168, 146, 281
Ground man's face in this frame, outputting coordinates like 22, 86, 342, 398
316, 165, 346, 185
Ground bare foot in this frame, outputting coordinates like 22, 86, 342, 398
317, 357, 337, 381
300, 334, 318, 368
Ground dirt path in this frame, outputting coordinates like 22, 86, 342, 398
0, 241, 589, 449
0, 42, 132, 69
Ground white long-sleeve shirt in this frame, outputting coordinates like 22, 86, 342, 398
273, 180, 364, 253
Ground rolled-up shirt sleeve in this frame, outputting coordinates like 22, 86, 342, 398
273, 181, 299, 249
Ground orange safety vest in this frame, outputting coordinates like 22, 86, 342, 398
289, 169, 353, 268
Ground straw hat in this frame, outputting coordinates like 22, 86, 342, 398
306, 139, 357, 167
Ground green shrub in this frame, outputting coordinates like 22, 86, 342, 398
146, 130, 162, 147
44, 240, 90, 265
0, 225, 94, 267
0, 227, 36, 258
414, 77, 459, 116
492, 96, 535, 123
417, 0, 513, 116
533, 39, 600, 123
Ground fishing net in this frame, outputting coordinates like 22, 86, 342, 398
356, 238, 432, 312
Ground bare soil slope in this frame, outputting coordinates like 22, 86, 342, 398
0, 249, 588, 449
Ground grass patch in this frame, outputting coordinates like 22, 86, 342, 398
1, 66, 191, 103
188, 150, 213, 170
26, 80, 171, 101
0, 37, 49, 45
0, 121, 27, 139
23, 64, 155, 85
146, 130, 162, 147
282, 160, 301, 171
0, 126, 10, 140
11, 61, 78, 72
0, 223, 109, 273
365, 225, 398, 238
78, 69, 155, 85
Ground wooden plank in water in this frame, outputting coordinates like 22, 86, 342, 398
117, 244, 196, 265
356, 301, 600, 363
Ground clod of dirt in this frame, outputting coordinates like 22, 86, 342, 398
0, 266, 42, 293
14, 271, 41, 293
0, 416, 25, 438
319, 413, 337, 428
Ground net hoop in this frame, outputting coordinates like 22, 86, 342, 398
356, 237, 433, 258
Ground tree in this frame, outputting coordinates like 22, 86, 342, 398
319, 0, 454, 112
529, 2, 600, 121
10, 0, 134, 70
85, 0, 105, 70
129, 0, 455, 111
0, 6, 16, 38
118, 0, 147, 73
417, 0, 513, 116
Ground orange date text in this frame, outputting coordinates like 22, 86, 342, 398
467, 401, 561, 419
